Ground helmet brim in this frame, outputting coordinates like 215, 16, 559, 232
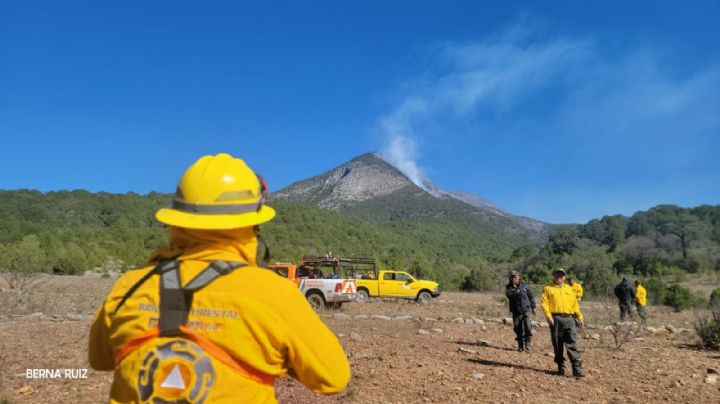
155, 205, 276, 229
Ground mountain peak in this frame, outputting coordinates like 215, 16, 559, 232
272, 152, 417, 209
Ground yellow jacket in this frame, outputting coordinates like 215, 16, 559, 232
571, 282, 583, 301
635, 284, 647, 306
540, 283, 583, 321
89, 227, 350, 403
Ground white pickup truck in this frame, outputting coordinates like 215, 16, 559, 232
267, 263, 357, 311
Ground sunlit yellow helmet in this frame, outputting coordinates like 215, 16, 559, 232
156, 153, 276, 229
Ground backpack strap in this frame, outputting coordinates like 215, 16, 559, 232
111, 260, 179, 317
158, 260, 246, 337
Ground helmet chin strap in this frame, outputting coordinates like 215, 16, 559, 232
254, 226, 270, 267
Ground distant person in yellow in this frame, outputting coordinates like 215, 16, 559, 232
541, 268, 584, 378
635, 280, 647, 325
88, 153, 350, 403
567, 277, 583, 302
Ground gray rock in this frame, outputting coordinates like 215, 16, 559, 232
480, 325, 487, 330
66, 314, 83, 321
371, 315, 392, 321
418, 329, 430, 335
333, 313, 352, 321
353, 314, 369, 320
473, 373, 485, 380
350, 332, 362, 342
458, 347, 476, 354
473, 319, 484, 325
665, 325, 678, 333
502, 318, 513, 325
705, 374, 718, 384
464, 318, 474, 325
431, 328, 444, 333
476, 340, 490, 347
531, 320, 541, 327
645, 326, 658, 333
590, 333, 601, 341
393, 315, 413, 321
29, 312, 43, 321
451, 317, 465, 324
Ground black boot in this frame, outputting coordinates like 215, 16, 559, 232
524, 340, 531, 353
573, 368, 585, 378
557, 367, 565, 377
517, 340, 524, 352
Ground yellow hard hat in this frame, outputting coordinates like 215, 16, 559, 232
156, 153, 276, 229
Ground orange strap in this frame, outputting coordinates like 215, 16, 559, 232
115, 327, 276, 386
115, 328, 159, 364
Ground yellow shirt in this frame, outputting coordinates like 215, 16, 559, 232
635, 284, 647, 306
541, 283, 583, 321
571, 282, 583, 301
89, 227, 350, 404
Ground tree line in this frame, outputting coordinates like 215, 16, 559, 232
1, 190, 718, 307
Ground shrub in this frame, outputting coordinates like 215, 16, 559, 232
695, 308, 720, 350
664, 284, 694, 312
710, 288, 720, 308
460, 268, 493, 291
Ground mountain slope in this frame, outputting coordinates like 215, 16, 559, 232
272, 152, 548, 246
272, 153, 413, 209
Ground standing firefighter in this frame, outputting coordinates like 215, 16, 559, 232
635, 280, 647, 324
540, 268, 585, 378
506, 270, 536, 352
88, 153, 350, 403
614, 278, 636, 321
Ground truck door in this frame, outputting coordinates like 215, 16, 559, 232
379, 272, 403, 296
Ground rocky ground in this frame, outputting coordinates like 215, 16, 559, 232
1, 274, 719, 403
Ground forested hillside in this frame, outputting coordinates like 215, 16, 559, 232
0, 190, 525, 289
1, 190, 718, 297
508, 205, 720, 309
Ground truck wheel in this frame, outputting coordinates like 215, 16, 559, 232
356, 289, 369, 303
416, 291, 432, 305
307, 293, 325, 311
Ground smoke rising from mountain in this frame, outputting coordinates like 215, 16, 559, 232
379, 97, 428, 189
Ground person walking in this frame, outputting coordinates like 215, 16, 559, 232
89, 153, 350, 403
567, 278, 583, 302
614, 278, 636, 321
505, 270, 536, 352
635, 280, 647, 325
540, 268, 584, 378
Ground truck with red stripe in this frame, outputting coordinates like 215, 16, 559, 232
267, 263, 357, 311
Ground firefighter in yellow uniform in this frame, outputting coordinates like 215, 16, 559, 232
567, 278, 583, 302
540, 268, 584, 378
89, 153, 350, 403
635, 280, 647, 324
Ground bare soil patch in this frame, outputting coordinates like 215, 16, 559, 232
1, 276, 719, 403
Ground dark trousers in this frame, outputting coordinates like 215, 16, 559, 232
619, 301, 633, 320
550, 315, 582, 371
636, 304, 646, 324
512, 312, 532, 347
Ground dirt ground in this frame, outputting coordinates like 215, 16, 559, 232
1, 275, 719, 403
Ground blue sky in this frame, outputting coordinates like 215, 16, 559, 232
1, 1, 718, 224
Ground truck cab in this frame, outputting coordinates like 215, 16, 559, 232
357, 270, 441, 303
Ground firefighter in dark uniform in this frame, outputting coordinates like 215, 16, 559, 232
505, 270, 536, 352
